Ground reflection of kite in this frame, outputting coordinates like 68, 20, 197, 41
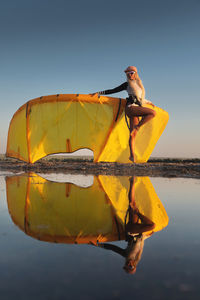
6, 173, 168, 244
6, 94, 169, 163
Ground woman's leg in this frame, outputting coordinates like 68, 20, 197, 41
128, 177, 138, 223
126, 106, 156, 162
126, 106, 156, 130
129, 116, 139, 162
126, 177, 155, 234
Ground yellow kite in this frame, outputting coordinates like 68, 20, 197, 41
6, 94, 169, 163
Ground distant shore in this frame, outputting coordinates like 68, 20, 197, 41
0, 155, 200, 179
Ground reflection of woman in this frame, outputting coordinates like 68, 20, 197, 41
91, 66, 156, 162
97, 177, 155, 274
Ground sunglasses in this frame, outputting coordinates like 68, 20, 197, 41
126, 71, 136, 75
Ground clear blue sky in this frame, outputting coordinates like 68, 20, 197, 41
1, 0, 199, 157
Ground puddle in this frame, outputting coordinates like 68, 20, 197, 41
0, 172, 199, 299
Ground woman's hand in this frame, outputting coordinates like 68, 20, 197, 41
145, 100, 155, 108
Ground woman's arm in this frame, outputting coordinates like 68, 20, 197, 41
97, 243, 126, 257
91, 82, 127, 96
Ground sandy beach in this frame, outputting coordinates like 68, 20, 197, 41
0, 155, 199, 179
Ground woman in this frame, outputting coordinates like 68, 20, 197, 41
92, 66, 156, 162
95, 177, 155, 274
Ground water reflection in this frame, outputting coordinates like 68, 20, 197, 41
98, 177, 156, 274
6, 173, 168, 273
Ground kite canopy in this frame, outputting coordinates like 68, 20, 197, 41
6, 173, 168, 244
6, 94, 169, 163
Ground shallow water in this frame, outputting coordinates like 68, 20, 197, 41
0, 172, 200, 300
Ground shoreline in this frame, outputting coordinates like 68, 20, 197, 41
0, 156, 200, 179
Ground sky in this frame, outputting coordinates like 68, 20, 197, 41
0, 0, 200, 158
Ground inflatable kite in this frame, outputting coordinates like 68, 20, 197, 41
6, 173, 168, 244
6, 94, 169, 163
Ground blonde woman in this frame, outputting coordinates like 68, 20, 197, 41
92, 66, 156, 162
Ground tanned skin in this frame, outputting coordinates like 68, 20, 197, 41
125, 71, 156, 162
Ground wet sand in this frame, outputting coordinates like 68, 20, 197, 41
0, 156, 200, 178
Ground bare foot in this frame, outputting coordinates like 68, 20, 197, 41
129, 156, 135, 162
